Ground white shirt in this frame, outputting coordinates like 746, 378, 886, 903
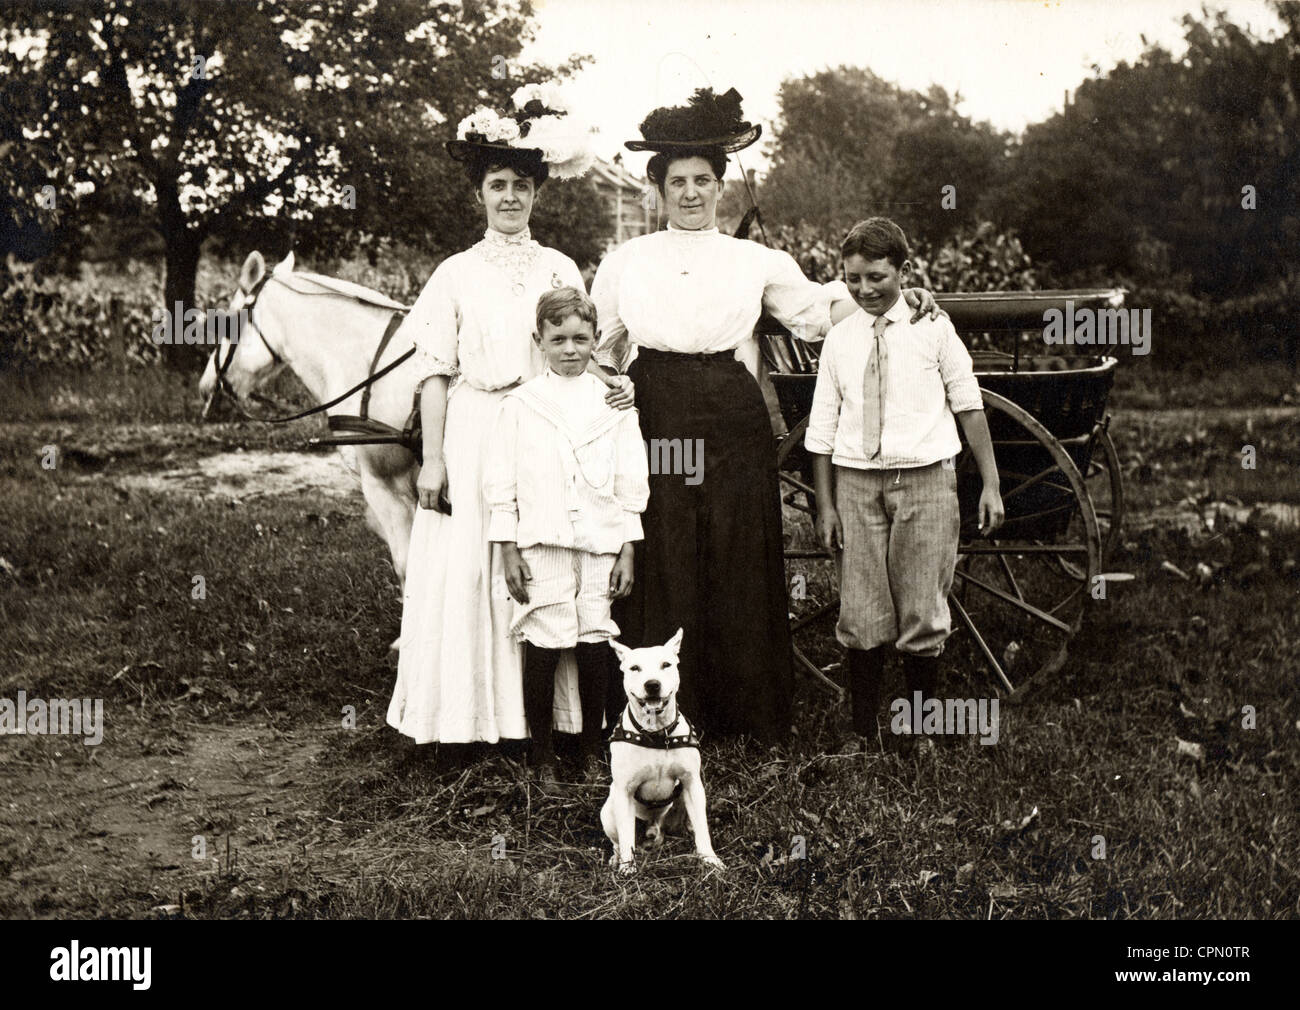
404, 228, 585, 391
591, 226, 841, 380
484, 370, 649, 554
803, 296, 984, 469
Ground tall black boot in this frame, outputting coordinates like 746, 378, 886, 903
847, 646, 888, 742
574, 641, 611, 764
605, 647, 627, 732
901, 652, 940, 705
522, 645, 560, 774
901, 652, 941, 752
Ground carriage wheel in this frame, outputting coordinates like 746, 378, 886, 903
950, 390, 1102, 695
776, 418, 845, 699
1058, 422, 1123, 578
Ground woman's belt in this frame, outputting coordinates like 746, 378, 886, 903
459, 376, 524, 393
635, 347, 737, 364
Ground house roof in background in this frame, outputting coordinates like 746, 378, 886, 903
590, 156, 646, 194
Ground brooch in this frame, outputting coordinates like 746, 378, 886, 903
550, 272, 563, 289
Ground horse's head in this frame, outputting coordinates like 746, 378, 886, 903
199, 250, 295, 417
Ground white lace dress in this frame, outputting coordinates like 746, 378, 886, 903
387, 228, 587, 743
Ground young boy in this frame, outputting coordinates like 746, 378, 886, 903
484, 287, 649, 783
804, 217, 1005, 752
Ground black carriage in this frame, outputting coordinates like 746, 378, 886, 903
763, 290, 1125, 695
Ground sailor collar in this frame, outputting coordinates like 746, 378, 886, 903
506, 373, 626, 451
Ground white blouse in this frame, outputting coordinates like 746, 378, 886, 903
484, 370, 649, 554
404, 228, 586, 391
804, 295, 984, 470
591, 226, 839, 378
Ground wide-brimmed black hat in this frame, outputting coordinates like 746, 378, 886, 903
624, 87, 761, 154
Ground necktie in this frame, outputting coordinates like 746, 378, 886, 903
862, 314, 888, 460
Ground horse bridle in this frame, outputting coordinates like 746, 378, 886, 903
202, 272, 282, 420
201, 272, 415, 426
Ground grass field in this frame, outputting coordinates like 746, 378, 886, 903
1, 364, 1297, 919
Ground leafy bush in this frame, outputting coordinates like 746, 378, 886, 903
912, 222, 1038, 293
1130, 277, 1299, 370
0, 243, 447, 373
763, 219, 1038, 292
0, 256, 162, 372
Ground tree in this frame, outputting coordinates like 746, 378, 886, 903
988, 5, 1300, 295
0, 0, 592, 365
757, 68, 1010, 245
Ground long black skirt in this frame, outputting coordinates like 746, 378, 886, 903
611, 347, 793, 744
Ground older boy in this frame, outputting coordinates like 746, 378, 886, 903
484, 287, 649, 782
805, 218, 1004, 751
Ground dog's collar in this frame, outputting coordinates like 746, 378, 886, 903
609, 706, 700, 750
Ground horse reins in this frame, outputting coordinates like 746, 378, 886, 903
204, 274, 413, 425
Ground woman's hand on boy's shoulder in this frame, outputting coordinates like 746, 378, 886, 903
603, 374, 635, 410
903, 287, 948, 324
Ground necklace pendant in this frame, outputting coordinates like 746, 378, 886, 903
512, 282, 525, 297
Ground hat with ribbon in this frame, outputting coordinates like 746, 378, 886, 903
624, 87, 761, 154
446, 82, 595, 180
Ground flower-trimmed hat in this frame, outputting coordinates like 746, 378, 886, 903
624, 87, 761, 154
446, 82, 595, 180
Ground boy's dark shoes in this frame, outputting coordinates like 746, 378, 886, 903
528, 760, 559, 787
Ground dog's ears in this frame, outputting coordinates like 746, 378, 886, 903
609, 639, 632, 663
666, 627, 684, 655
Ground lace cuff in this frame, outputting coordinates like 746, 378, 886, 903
413, 345, 458, 380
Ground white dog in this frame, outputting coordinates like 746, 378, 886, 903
600, 629, 723, 874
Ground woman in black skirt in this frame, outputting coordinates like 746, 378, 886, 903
592, 89, 936, 743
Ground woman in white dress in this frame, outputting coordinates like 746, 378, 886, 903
387, 88, 633, 748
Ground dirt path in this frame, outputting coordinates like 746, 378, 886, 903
0, 713, 335, 918
110, 449, 361, 501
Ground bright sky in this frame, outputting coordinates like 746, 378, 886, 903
524, 0, 1284, 174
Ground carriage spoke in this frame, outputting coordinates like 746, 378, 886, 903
953, 568, 1073, 632
779, 472, 816, 497
793, 646, 845, 699
995, 550, 1025, 601
961, 542, 1089, 555
950, 594, 1015, 693
999, 463, 1071, 506
790, 599, 839, 632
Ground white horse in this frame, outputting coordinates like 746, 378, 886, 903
198, 251, 421, 591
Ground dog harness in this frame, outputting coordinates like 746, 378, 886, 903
608, 708, 701, 751
609, 708, 700, 810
